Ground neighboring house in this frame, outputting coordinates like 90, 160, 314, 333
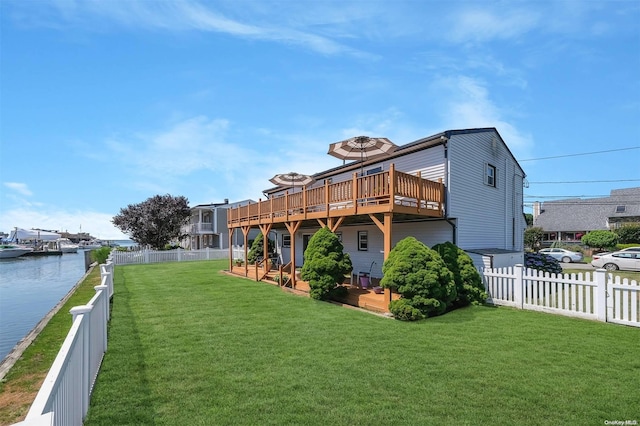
226, 127, 527, 282
182, 199, 257, 249
533, 187, 640, 246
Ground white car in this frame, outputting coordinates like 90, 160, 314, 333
619, 247, 640, 252
591, 251, 640, 271
538, 248, 583, 263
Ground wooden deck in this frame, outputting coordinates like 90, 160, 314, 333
228, 266, 399, 313
227, 163, 444, 229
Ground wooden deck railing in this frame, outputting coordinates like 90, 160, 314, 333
228, 164, 444, 228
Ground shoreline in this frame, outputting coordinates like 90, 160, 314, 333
0, 262, 98, 381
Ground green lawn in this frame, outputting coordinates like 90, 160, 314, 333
85, 260, 639, 425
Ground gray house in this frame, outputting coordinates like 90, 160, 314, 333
533, 187, 640, 245
182, 199, 257, 249
228, 127, 527, 275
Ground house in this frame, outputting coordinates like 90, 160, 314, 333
226, 127, 527, 283
533, 187, 640, 245
182, 199, 257, 249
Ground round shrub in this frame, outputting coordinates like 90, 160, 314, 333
247, 232, 275, 264
300, 227, 352, 300
381, 237, 456, 319
526, 252, 562, 275
432, 241, 487, 307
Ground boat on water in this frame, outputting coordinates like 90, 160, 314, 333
0, 244, 34, 259
78, 239, 105, 250
56, 238, 79, 253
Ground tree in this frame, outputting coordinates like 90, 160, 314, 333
524, 213, 534, 227
432, 241, 487, 307
300, 227, 352, 300
581, 230, 619, 251
112, 194, 190, 249
614, 224, 640, 244
381, 237, 456, 320
524, 227, 544, 250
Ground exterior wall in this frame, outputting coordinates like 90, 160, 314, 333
275, 220, 455, 280
447, 131, 525, 252
466, 251, 525, 270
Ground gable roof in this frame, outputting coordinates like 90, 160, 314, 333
534, 187, 640, 231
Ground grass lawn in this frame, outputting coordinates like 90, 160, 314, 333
84, 260, 639, 425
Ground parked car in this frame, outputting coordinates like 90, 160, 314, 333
591, 251, 640, 271
618, 247, 640, 252
538, 248, 583, 263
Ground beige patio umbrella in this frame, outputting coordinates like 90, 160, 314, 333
327, 136, 396, 174
269, 172, 316, 190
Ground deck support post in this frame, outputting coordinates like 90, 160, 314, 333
241, 226, 251, 277
285, 221, 302, 287
259, 224, 272, 273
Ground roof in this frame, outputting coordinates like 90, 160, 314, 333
264, 127, 524, 194
534, 187, 640, 231
192, 199, 255, 210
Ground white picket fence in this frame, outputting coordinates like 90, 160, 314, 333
16, 260, 115, 426
483, 264, 640, 327
111, 247, 245, 265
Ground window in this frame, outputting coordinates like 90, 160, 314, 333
282, 234, 291, 248
485, 163, 496, 187
616, 205, 626, 213
358, 231, 368, 251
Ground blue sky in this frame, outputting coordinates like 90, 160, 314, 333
1, 0, 639, 240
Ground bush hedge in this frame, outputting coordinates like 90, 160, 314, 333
381, 237, 456, 320
525, 252, 562, 275
300, 227, 352, 300
432, 241, 487, 307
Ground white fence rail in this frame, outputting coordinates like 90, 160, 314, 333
483, 264, 639, 327
112, 247, 245, 265
17, 260, 115, 426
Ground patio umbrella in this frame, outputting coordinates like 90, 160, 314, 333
327, 136, 396, 174
269, 172, 316, 190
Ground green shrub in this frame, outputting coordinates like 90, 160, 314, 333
388, 299, 425, 321
90, 246, 112, 264
381, 237, 456, 320
432, 242, 487, 307
614, 224, 640, 244
526, 252, 562, 275
524, 227, 544, 250
300, 227, 352, 300
247, 233, 275, 264
581, 230, 618, 251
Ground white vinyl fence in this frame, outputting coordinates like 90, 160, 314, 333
16, 260, 115, 426
483, 264, 640, 327
112, 247, 245, 265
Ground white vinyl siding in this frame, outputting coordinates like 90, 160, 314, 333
447, 131, 525, 251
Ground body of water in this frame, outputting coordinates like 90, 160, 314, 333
0, 240, 132, 362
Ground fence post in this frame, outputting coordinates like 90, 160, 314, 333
514, 264, 523, 309
95, 284, 109, 351
177, 248, 182, 262
144, 249, 150, 264
595, 269, 607, 322
69, 305, 92, 417
206, 247, 210, 260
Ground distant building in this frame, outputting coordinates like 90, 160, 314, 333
181, 199, 259, 249
533, 187, 640, 245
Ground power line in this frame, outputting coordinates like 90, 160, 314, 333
519, 146, 640, 162
528, 179, 640, 184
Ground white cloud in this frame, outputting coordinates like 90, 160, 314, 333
15, 0, 372, 58
433, 75, 533, 159
3, 182, 33, 196
448, 8, 540, 43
